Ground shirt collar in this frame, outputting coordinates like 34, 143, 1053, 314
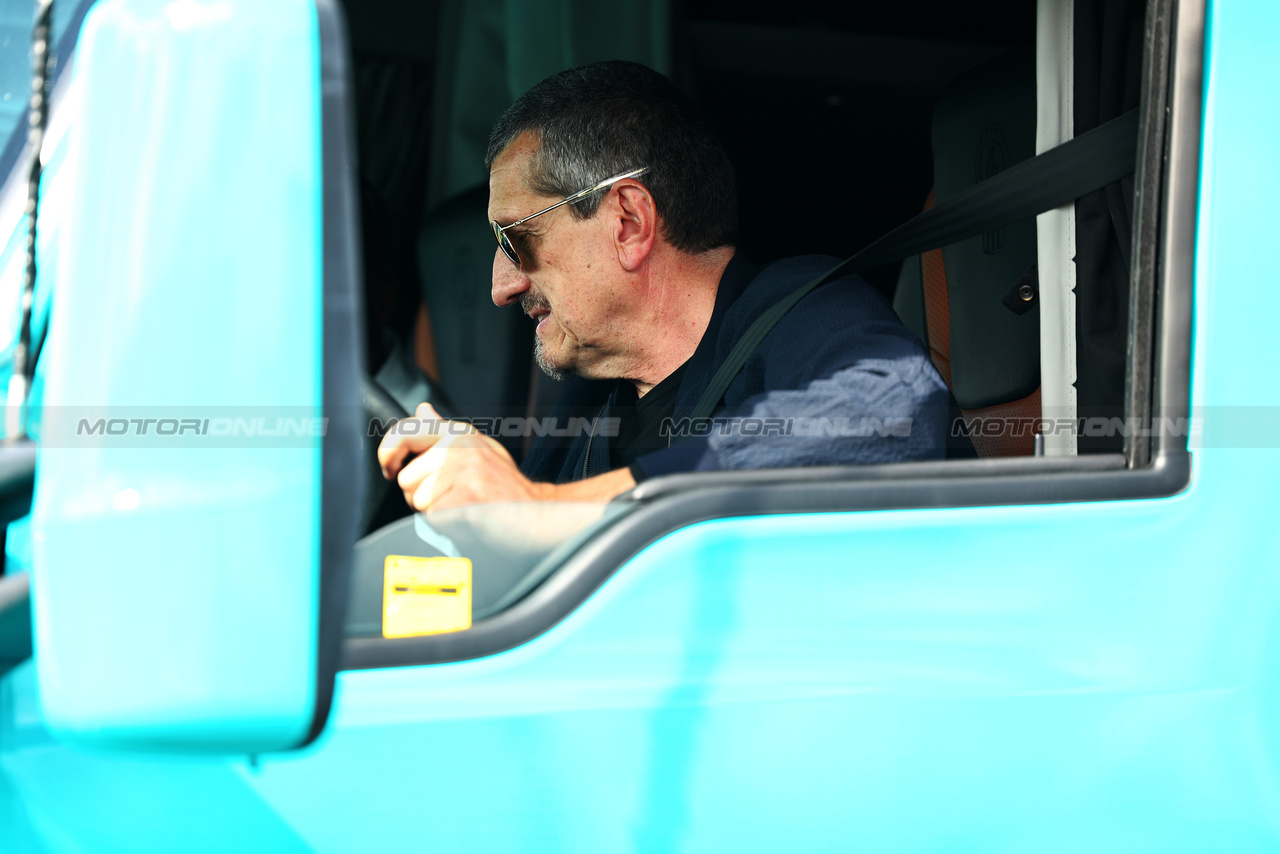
675, 250, 756, 410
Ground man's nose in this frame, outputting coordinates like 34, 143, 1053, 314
491, 249, 530, 307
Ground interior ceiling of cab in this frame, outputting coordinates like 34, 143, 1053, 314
337, 0, 1036, 283
340, 0, 440, 63
338, 0, 1033, 85
686, 23, 1009, 91
684, 0, 1032, 91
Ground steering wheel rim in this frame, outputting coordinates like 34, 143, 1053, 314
359, 375, 411, 536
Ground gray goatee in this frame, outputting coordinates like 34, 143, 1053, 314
523, 292, 567, 380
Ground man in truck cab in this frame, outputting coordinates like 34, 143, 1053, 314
379, 60, 950, 511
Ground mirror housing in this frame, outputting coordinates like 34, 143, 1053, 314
28, 0, 362, 753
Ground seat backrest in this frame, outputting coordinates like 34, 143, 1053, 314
416, 184, 546, 457
896, 0, 1144, 458
895, 48, 1042, 457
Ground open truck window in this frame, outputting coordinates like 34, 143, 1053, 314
340, 0, 1197, 668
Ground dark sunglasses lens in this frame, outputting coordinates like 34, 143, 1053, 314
501, 234, 521, 267
492, 222, 521, 267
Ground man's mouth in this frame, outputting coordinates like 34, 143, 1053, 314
521, 295, 552, 331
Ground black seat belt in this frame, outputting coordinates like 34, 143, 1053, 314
691, 107, 1140, 421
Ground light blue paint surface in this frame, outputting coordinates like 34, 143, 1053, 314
23, 0, 325, 753
5, 0, 1280, 851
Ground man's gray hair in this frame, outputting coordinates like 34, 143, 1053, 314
485, 61, 737, 253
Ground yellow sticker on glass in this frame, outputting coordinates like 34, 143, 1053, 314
382, 555, 472, 639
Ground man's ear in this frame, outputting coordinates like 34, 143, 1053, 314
611, 181, 658, 272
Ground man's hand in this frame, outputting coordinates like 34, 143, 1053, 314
378, 403, 546, 512
378, 403, 636, 511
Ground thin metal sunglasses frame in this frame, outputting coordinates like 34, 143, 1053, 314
490, 166, 650, 267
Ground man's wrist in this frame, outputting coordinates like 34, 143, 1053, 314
532, 468, 636, 503
531, 480, 559, 502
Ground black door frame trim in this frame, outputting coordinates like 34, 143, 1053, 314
304, 0, 365, 746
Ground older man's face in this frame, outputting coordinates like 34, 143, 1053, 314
488, 133, 633, 381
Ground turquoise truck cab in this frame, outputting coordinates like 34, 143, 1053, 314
1, 0, 1277, 851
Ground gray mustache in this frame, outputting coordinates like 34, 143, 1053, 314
520, 292, 551, 317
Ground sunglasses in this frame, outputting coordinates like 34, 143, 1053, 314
490, 166, 649, 268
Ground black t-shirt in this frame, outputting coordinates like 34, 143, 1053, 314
519, 252, 949, 484
608, 364, 687, 471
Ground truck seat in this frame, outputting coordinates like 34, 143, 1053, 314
894, 48, 1041, 457
895, 0, 1143, 458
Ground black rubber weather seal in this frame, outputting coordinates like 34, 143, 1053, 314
304, 0, 366, 747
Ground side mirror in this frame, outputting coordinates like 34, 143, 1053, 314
28, 0, 362, 753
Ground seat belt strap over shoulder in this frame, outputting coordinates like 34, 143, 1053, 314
690, 107, 1140, 422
